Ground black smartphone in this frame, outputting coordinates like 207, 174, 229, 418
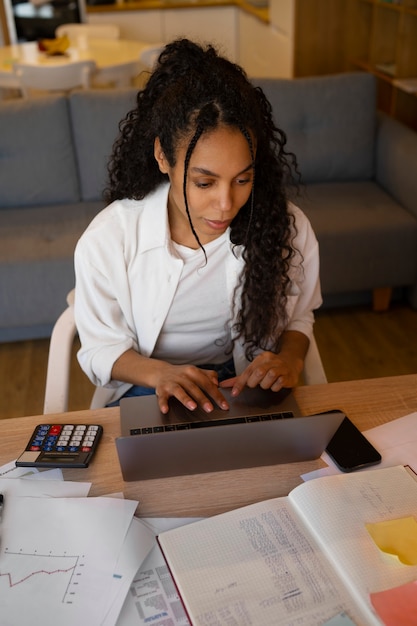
325, 416, 381, 473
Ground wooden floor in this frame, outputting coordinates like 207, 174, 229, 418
0, 302, 416, 419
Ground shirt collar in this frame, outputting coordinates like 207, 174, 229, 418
136, 182, 171, 253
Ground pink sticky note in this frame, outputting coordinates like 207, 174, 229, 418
371, 580, 417, 626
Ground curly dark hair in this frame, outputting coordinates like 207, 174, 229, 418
105, 38, 300, 361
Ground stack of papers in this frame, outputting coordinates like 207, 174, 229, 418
0, 462, 199, 625
0, 464, 155, 625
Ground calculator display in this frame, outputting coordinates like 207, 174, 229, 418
15, 424, 103, 468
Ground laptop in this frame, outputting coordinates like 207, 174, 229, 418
116, 387, 345, 481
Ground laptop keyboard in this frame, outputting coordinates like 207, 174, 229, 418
129, 411, 294, 435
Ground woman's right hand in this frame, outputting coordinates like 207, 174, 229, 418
111, 349, 229, 414
154, 364, 230, 414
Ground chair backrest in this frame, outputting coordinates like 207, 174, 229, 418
139, 44, 164, 70
55, 23, 120, 41
94, 60, 142, 88
43, 289, 328, 414
14, 60, 96, 97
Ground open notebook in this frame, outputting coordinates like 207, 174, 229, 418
115, 387, 344, 481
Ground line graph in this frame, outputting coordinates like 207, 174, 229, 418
0, 548, 86, 602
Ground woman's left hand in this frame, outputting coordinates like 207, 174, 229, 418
219, 331, 309, 397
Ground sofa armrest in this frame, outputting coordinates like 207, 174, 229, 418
376, 112, 417, 220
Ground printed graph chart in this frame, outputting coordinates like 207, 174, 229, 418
0, 548, 86, 602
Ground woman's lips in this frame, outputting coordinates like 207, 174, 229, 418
205, 219, 231, 230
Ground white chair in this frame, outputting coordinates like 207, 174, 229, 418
139, 44, 164, 70
43, 290, 110, 414
43, 289, 328, 414
94, 60, 142, 89
13, 60, 96, 98
55, 23, 120, 41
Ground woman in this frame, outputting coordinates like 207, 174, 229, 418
74, 38, 322, 413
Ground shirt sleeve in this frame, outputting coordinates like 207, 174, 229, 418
74, 215, 137, 390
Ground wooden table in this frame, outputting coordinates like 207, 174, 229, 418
1, 374, 416, 518
0, 38, 151, 89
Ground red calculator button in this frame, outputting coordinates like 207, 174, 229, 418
49, 425, 62, 435
30, 446, 41, 451
81, 446, 91, 452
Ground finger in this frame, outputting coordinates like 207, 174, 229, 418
270, 376, 284, 392
219, 377, 236, 388
202, 369, 219, 385
192, 378, 229, 410
191, 371, 229, 410
173, 382, 216, 413
208, 388, 229, 410
156, 383, 198, 413
229, 375, 248, 397
258, 368, 282, 389
156, 391, 171, 415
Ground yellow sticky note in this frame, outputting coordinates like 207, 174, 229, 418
366, 516, 417, 565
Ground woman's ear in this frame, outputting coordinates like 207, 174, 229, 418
154, 137, 169, 174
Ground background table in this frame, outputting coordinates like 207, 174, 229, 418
0, 374, 416, 517
0, 37, 150, 89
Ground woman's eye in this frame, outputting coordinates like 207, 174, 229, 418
194, 180, 212, 189
236, 177, 252, 185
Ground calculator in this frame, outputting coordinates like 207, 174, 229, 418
15, 423, 103, 468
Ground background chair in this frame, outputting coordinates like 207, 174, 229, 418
13, 60, 96, 98
43, 289, 328, 414
55, 23, 120, 41
93, 60, 142, 89
139, 44, 164, 70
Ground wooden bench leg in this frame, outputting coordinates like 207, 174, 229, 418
373, 287, 392, 312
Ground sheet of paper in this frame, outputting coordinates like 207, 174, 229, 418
302, 412, 417, 481
0, 461, 62, 481
0, 460, 40, 478
117, 518, 203, 626
103, 517, 155, 626
25, 468, 64, 480
0, 495, 137, 626
324, 612, 357, 626
0, 477, 91, 498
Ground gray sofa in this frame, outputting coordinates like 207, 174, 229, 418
1, 72, 417, 342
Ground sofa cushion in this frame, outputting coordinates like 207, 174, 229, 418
69, 88, 138, 202
296, 181, 417, 293
0, 201, 103, 329
255, 73, 376, 184
0, 95, 80, 207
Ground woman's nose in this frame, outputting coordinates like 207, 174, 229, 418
217, 186, 234, 212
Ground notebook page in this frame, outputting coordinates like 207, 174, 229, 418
289, 465, 417, 621
158, 497, 372, 626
